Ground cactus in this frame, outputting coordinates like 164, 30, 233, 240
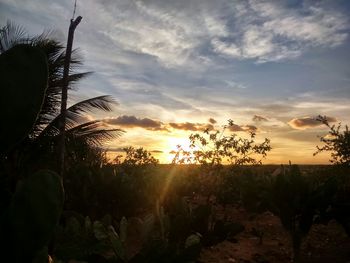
269, 165, 338, 262
120, 216, 128, 244
54, 216, 105, 261
55, 215, 132, 261
141, 213, 155, 242
85, 216, 92, 231
0, 43, 62, 262
2, 170, 64, 262
269, 165, 310, 262
0, 44, 48, 153
185, 233, 201, 248
93, 218, 127, 261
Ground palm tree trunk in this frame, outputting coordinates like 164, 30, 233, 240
58, 16, 82, 177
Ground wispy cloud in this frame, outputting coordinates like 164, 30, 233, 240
168, 122, 213, 131
253, 115, 268, 122
75, 0, 348, 69
211, 1, 348, 62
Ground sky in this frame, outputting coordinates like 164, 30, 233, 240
1, 0, 350, 164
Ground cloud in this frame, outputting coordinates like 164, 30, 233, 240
105, 116, 219, 132
211, 1, 348, 62
2, 0, 349, 166
106, 147, 125, 153
212, 38, 241, 57
228, 123, 257, 133
168, 122, 214, 131
228, 123, 245, 132
105, 115, 166, 131
258, 103, 296, 114
77, 0, 349, 69
288, 116, 337, 130
208, 118, 217, 124
150, 150, 163, 153
105, 147, 163, 153
253, 115, 268, 122
243, 125, 258, 133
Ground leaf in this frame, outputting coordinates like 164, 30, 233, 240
142, 214, 155, 242
66, 217, 81, 237
185, 234, 201, 248
93, 221, 108, 240
120, 217, 128, 244
85, 216, 92, 232
108, 225, 125, 261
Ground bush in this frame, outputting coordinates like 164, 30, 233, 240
314, 115, 350, 166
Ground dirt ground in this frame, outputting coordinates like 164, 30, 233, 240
199, 206, 350, 263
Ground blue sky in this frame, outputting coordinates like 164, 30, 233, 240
1, 0, 349, 163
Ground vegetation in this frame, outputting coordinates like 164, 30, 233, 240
0, 44, 48, 152
268, 165, 338, 262
0, 22, 123, 176
314, 115, 350, 166
172, 119, 271, 166
0, 43, 64, 262
114, 147, 159, 166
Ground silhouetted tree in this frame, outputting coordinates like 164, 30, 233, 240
0, 22, 123, 173
314, 115, 350, 166
172, 119, 271, 166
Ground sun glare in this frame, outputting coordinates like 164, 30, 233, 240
162, 136, 198, 163
168, 137, 192, 151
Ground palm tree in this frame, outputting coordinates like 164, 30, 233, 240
0, 21, 123, 172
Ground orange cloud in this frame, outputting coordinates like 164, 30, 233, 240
168, 122, 214, 131
228, 123, 257, 133
288, 116, 337, 130
208, 118, 217, 124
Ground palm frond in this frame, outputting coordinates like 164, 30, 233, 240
0, 21, 27, 53
67, 120, 125, 146
1, 21, 123, 151
28, 40, 92, 136
74, 129, 124, 146
50, 72, 93, 90
37, 95, 117, 137
33, 71, 93, 133
68, 95, 118, 114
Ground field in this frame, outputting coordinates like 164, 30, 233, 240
47, 164, 349, 263
199, 202, 350, 263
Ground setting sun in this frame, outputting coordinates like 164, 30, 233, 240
162, 136, 193, 163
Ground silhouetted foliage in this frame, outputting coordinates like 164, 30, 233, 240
118, 147, 159, 166
268, 164, 338, 262
314, 115, 350, 166
0, 41, 64, 262
0, 21, 123, 174
172, 119, 271, 166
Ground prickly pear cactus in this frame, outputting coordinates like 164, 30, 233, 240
0, 44, 48, 153
120, 216, 128, 244
5, 170, 64, 262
